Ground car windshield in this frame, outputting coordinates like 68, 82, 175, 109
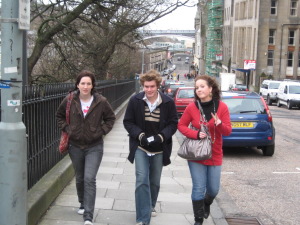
177, 89, 194, 98
289, 85, 300, 94
269, 82, 280, 89
235, 85, 247, 89
169, 84, 185, 90
164, 80, 173, 85
222, 98, 266, 114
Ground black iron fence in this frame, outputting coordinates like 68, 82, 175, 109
2, 79, 135, 190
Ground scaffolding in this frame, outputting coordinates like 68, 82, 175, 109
205, 0, 223, 77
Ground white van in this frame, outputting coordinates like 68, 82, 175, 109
277, 81, 300, 109
259, 80, 282, 105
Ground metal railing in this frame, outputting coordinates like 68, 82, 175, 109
11, 79, 135, 190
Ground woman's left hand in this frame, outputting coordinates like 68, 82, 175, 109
211, 112, 222, 126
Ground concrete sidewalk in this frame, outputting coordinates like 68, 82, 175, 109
37, 111, 228, 225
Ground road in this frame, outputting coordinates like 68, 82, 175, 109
166, 53, 193, 80
216, 105, 300, 225
165, 63, 300, 225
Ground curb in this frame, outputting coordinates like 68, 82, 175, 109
27, 98, 130, 225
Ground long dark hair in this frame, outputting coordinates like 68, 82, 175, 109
73, 70, 96, 94
194, 75, 221, 101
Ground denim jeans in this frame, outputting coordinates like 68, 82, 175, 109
188, 161, 221, 201
134, 148, 163, 224
68, 143, 103, 222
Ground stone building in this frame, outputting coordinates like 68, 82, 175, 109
224, 0, 300, 90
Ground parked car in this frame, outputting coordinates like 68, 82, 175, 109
173, 87, 195, 116
185, 59, 189, 64
177, 57, 181, 61
165, 82, 185, 98
277, 81, 300, 109
162, 69, 170, 76
259, 80, 282, 105
230, 84, 248, 91
160, 79, 173, 93
222, 91, 275, 156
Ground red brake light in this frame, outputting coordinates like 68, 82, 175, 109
260, 96, 272, 122
232, 96, 245, 98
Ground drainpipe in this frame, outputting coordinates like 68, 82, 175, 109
279, 24, 300, 79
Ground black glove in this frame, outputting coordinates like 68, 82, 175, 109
140, 135, 149, 147
149, 135, 163, 149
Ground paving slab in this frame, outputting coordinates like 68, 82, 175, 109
36, 110, 228, 225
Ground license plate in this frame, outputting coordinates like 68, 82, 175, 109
231, 122, 254, 128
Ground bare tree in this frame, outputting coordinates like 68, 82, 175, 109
29, 0, 195, 82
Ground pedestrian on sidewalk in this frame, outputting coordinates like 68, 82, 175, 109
178, 75, 232, 225
56, 70, 116, 225
123, 69, 178, 225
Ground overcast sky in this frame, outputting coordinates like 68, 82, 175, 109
149, 5, 197, 30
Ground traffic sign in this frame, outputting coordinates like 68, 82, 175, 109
19, 0, 30, 30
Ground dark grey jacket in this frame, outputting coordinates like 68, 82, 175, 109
123, 91, 178, 166
56, 91, 116, 149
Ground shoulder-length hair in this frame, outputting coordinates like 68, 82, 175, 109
74, 70, 96, 94
194, 75, 221, 101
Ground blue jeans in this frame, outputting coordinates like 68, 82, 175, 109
134, 148, 163, 224
188, 161, 221, 201
68, 143, 103, 222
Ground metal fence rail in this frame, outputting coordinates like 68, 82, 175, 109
17, 80, 135, 190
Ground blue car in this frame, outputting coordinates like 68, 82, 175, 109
222, 91, 275, 156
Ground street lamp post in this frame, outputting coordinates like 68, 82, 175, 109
141, 49, 145, 74
0, 0, 28, 224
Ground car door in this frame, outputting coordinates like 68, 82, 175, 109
262, 83, 268, 98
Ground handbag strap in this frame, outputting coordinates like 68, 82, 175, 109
196, 100, 206, 123
196, 100, 216, 143
66, 92, 74, 125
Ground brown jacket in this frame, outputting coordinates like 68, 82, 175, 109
56, 91, 116, 149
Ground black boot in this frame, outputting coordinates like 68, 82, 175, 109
192, 200, 204, 225
204, 194, 215, 219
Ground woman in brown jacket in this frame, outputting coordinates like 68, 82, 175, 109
56, 70, 116, 225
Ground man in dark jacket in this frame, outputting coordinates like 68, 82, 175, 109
123, 69, 178, 225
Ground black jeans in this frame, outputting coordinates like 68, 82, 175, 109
69, 142, 103, 221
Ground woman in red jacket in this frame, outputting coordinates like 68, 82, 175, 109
178, 75, 232, 225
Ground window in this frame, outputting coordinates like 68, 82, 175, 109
269, 29, 276, 44
290, 0, 298, 16
268, 50, 274, 66
271, 0, 277, 15
287, 51, 294, 67
288, 30, 295, 45
289, 85, 300, 94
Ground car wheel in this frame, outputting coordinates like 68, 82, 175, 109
287, 101, 292, 109
277, 99, 281, 107
266, 95, 272, 105
262, 144, 274, 156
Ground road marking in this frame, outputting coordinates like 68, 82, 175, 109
273, 172, 300, 174
222, 172, 235, 174
296, 168, 300, 171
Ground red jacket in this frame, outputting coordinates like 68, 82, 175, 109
178, 101, 232, 165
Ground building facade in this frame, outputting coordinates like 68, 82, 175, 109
229, 0, 300, 90
196, 0, 300, 91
